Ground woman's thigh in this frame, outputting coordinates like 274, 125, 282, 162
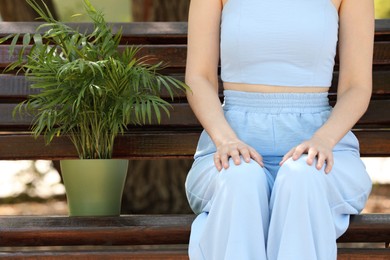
273, 150, 371, 237
185, 154, 271, 215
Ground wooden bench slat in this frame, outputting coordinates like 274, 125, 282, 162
0, 132, 198, 160
0, 249, 389, 260
0, 103, 198, 129
0, 214, 388, 247
0, 215, 191, 247
337, 249, 390, 260
0, 214, 195, 228
0, 227, 189, 246
0, 249, 190, 260
1, 72, 390, 102
2, 42, 390, 68
0, 130, 389, 160
373, 42, 390, 65
1, 250, 390, 260
0, 74, 189, 102
0, 45, 188, 69
376, 19, 390, 36
371, 69, 390, 95
356, 130, 390, 156
0, 132, 197, 160
0, 215, 192, 247
0, 99, 389, 129
338, 214, 390, 243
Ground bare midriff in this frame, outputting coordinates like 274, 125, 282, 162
223, 82, 330, 93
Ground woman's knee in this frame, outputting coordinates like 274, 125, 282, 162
271, 157, 329, 211
185, 155, 218, 214
276, 156, 326, 189
218, 159, 269, 195
186, 157, 269, 213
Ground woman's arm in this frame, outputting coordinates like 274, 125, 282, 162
186, 0, 263, 171
280, 0, 374, 173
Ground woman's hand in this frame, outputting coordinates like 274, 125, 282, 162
214, 138, 264, 171
279, 135, 334, 174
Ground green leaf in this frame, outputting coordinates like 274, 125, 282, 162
22, 33, 31, 47
83, 0, 97, 13
152, 102, 161, 124
0, 34, 15, 44
33, 33, 42, 43
146, 100, 152, 123
140, 100, 147, 124
9, 33, 20, 58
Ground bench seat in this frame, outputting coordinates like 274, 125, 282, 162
0, 214, 389, 260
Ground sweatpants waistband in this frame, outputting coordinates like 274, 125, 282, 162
223, 90, 331, 113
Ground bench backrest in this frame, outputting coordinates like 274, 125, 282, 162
0, 21, 389, 159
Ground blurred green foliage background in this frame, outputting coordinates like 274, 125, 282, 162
53, 0, 131, 22
53, 0, 390, 22
376, 0, 390, 18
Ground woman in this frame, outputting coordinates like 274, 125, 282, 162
184, 0, 374, 259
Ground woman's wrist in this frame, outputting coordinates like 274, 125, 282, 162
214, 136, 239, 148
312, 131, 338, 148
212, 131, 239, 147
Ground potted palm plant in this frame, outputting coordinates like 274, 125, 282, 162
0, 0, 188, 216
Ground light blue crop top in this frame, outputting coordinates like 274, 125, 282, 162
220, 0, 339, 87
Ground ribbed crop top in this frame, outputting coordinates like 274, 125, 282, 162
220, 0, 339, 87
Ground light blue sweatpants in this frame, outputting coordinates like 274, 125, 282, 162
185, 90, 372, 260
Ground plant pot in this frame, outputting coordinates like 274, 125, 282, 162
60, 159, 128, 216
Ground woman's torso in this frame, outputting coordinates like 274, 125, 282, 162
220, 0, 341, 93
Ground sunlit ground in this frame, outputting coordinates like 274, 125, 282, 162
0, 160, 65, 198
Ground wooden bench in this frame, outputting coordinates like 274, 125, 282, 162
0, 21, 389, 259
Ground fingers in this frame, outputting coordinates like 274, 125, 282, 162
215, 139, 335, 173
306, 147, 318, 166
214, 147, 238, 171
214, 154, 222, 171
214, 151, 232, 170
230, 149, 241, 165
312, 150, 334, 173
279, 141, 334, 174
240, 147, 251, 163
221, 152, 230, 169
292, 143, 308, 161
316, 152, 326, 170
249, 148, 264, 167
324, 156, 334, 174
214, 141, 264, 171
279, 148, 294, 165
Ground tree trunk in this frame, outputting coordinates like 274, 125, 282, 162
132, 0, 190, 22
0, 0, 57, 21
122, 159, 193, 214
